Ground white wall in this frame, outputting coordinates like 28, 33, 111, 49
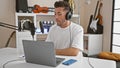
102, 0, 113, 51
27, 0, 58, 7
0, 0, 16, 48
0, 0, 113, 51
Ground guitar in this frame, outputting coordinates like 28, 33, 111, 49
96, 2, 103, 34
32, 4, 49, 13
87, 0, 99, 33
96, 2, 103, 25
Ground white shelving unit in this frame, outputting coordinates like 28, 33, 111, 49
84, 34, 103, 56
16, 13, 37, 56
15, 12, 80, 56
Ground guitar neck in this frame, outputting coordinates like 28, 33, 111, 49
93, 0, 99, 19
99, 3, 103, 13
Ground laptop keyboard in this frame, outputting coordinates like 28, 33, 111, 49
56, 57, 65, 64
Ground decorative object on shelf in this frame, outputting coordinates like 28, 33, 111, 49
33, 4, 48, 13
32, 4, 54, 13
39, 21, 54, 34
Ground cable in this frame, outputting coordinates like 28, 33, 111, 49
69, 0, 93, 67
3, 59, 17, 68
81, 50, 94, 68
5, 31, 16, 47
68, 21, 94, 68
2, 58, 24, 68
69, 21, 72, 46
88, 57, 94, 68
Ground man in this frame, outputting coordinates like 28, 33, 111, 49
46, 1, 83, 56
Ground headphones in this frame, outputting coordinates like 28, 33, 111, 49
65, 7, 73, 20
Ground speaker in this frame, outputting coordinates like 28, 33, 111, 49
16, 0, 28, 13
65, 8, 73, 20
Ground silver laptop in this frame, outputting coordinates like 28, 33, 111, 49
22, 40, 65, 67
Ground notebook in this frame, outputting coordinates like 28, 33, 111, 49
22, 40, 65, 67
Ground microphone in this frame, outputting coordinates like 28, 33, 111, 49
29, 23, 35, 39
22, 19, 35, 39
39, 21, 44, 33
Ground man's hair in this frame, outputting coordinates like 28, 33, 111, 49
54, 1, 70, 11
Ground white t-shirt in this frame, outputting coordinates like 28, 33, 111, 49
46, 22, 83, 51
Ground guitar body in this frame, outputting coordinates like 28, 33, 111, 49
97, 13, 103, 25
96, 23, 103, 34
87, 15, 97, 34
96, 13, 103, 34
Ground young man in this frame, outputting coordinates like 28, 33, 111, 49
46, 1, 83, 56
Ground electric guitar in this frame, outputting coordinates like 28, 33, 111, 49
87, 0, 99, 33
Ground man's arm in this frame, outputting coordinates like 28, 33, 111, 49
56, 47, 80, 56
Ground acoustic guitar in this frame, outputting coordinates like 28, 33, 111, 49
96, 2, 103, 25
33, 5, 49, 13
96, 2, 103, 34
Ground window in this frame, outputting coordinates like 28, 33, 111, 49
111, 0, 120, 53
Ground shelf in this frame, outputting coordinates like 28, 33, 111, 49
16, 13, 36, 16
16, 12, 79, 17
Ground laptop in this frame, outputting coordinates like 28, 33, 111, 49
22, 40, 65, 67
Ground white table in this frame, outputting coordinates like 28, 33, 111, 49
0, 48, 116, 68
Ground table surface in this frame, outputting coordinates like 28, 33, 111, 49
0, 47, 116, 68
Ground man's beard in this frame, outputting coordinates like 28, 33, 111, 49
56, 19, 66, 27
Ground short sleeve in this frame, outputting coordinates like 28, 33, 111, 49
71, 26, 84, 51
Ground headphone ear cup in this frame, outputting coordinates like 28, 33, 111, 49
65, 11, 72, 20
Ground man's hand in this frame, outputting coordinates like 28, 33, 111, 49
56, 47, 79, 56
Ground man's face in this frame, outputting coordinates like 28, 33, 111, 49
54, 7, 67, 26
